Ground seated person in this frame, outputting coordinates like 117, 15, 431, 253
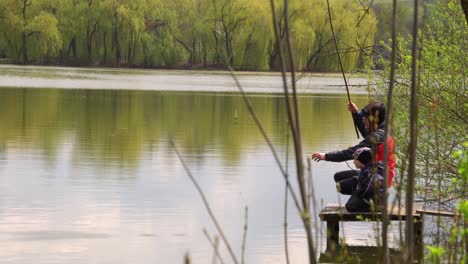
311, 101, 395, 187
337, 147, 384, 212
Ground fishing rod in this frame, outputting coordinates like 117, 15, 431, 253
326, 0, 360, 139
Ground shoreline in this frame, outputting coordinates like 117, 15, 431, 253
0, 64, 369, 94
0, 63, 368, 78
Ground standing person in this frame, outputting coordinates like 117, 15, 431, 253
339, 147, 384, 212
310, 101, 395, 189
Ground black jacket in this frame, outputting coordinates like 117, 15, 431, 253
325, 110, 385, 162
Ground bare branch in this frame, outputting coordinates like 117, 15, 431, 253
404, 0, 420, 261
203, 229, 225, 264
381, 0, 398, 262
170, 140, 239, 264
356, 0, 376, 27
283, 123, 291, 264
241, 206, 248, 264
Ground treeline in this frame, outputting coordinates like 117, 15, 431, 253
0, 0, 377, 71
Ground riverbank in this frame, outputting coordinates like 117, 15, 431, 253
0, 62, 368, 77
0, 64, 369, 94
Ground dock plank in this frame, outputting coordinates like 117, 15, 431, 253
319, 204, 422, 222
416, 209, 456, 217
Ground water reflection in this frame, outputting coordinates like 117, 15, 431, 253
0, 88, 366, 171
0, 87, 395, 263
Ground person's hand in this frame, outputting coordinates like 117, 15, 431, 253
311, 152, 325, 162
348, 102, 358, 113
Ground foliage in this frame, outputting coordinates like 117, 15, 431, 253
371, 0, 467, 261
458, 199, 468, 221
25, 11, 62, 55
453, 142, 468, 183
0, 0, 377, 71
453, 143, 468, 263
425, 245, 446, 263
371, 0, 467, 198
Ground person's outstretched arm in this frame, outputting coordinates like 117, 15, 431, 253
311, 133, 377, 162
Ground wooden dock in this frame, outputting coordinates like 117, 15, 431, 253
319, 204, 424, 251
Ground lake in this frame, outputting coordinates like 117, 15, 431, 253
0, 65, 399, 263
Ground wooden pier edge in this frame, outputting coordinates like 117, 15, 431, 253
319, 204, 425, 251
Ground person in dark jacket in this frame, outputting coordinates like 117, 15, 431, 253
310, 101, 396, 187
341, 147, 384, 212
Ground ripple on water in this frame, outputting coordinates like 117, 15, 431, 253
11, 230, 111, 241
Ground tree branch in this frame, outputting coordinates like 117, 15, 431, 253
170, 140, 239, 264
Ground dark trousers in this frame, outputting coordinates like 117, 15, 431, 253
334, 170, 371, 212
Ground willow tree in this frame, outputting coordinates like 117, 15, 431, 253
84, 0, 101, 62
229, 0, 271, 70
0, 0, 32, 64
0, 0, 60, 63
305, 0, 377, 71
211, 0, 249, 66
167, 0, 206, 67
26, 11, 62, 62
0, 0, 23, 61
54, 0, 85, 62
266, 0, 377, 71
0, 0, 379, 71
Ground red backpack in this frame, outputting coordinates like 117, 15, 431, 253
376, 136, 395, 187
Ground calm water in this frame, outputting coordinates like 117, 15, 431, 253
0, 66, 399, 263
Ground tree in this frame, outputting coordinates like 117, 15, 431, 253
214, 0, 248, 66
0, 0, 62, 63
0, 0, 23, 60
25, 11, 62, 61
85, 0, 101, 63
167, 0, 207, 67
0, 0, 379, 70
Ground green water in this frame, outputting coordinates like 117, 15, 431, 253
0, 66, 400, 263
